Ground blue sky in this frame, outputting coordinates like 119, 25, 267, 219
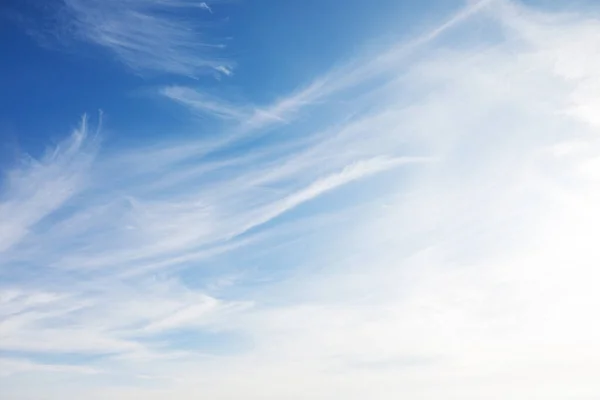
2, 0, 600, 399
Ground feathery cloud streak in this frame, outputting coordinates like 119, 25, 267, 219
60, 0, 230, 76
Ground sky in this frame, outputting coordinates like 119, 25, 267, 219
1, 0, 600, 398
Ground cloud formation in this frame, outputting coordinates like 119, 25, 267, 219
60, 0, 230, 76
2, 0, 600, 398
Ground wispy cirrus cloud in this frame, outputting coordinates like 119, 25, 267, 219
159, 79, 326, 133
0, 115, 97, 254
161, 86, 248, 120
159, 0, 491, 127
59, 0, 230, 77
3, 0, 600, 398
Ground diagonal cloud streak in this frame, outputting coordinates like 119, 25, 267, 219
60, 0, 230, 76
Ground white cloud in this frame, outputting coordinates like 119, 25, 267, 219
160, 0, 488, 129
0, 115, 96, 254
214, 65, 231, 76
199, 2, 212, 14
3, 0, 600, 398
60, 0, 230, 76
229, 156, 432, 238
161, 86, 247, 120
